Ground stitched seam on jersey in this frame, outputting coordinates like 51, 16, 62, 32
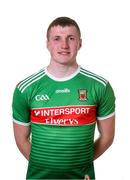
80, 72, 107, 87
80, 68, 107, 85
20, 73, 46, 93
97, 112, 115, 120
18, 68, 45, 90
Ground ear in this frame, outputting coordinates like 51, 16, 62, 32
79, 38, 82, 49
46, 40, 49, 50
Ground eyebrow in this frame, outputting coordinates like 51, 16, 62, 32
53, 34, 76, 38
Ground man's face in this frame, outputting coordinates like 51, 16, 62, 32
47, 25, 82, 65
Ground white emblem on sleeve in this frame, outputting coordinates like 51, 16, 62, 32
35, 95, 49, 101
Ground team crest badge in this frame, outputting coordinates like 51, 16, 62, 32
78, 89, 87, 101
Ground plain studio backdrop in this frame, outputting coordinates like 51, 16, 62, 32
0, 0, 130, 179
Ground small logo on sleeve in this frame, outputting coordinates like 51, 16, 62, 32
78, 89, 87, 101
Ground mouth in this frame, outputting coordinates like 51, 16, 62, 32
58, 51, 70, 55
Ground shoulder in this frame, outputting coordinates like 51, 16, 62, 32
16, 68, 46, 93
79, 67, 108, 87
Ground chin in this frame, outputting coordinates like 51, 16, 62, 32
55, 59, 69, 64
53, 56, 75, 65
59, 60, 74, 65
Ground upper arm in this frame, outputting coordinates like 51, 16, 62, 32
13, 122, 31, 144
96, 82, 115, 139
97, 115, 115, 139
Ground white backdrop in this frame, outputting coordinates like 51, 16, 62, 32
0, 0, 130, 179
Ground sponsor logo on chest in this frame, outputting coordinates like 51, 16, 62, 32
31, 105, 96, 126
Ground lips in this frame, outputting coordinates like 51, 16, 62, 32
58, 51, 70, 55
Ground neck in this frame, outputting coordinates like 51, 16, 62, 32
47, 61, 79, 78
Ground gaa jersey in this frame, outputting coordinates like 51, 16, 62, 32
12, 66, 115, 180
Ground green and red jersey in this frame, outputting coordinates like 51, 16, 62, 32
12, 66, 115, 179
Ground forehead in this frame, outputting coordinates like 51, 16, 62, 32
49, 25, 79, 37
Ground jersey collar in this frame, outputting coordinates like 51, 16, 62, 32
45, 65, 80, 82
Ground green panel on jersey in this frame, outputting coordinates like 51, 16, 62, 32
30, 123, 95, 169
27, 123, 95, 179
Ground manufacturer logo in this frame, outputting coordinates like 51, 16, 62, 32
78, 89, 87, 101
35, 94, 49, 101
55, 88, 70, 93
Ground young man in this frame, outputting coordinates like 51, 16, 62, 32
12, 17, 115, 180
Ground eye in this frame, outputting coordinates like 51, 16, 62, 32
68, 36, 75, 41
53, 36, 60, 41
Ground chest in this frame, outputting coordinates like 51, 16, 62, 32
29, 81, 98, 108
29, 80, 98, 125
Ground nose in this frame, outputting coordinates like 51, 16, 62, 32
61, 39, 69, 49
